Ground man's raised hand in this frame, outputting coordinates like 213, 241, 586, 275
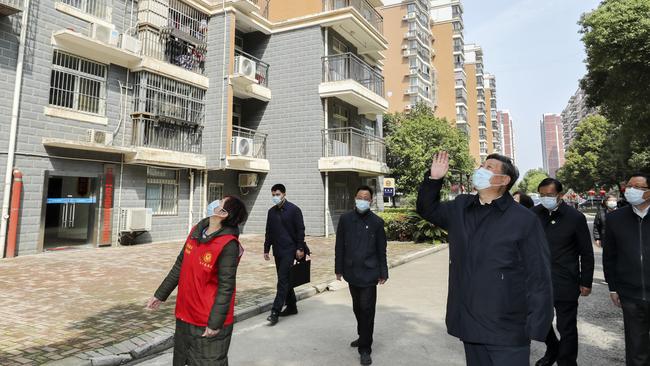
430, 151, 450, 180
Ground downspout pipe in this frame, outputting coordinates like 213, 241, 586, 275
1, 0, 31, 258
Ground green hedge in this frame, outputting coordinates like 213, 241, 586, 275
377, 210, 447, 244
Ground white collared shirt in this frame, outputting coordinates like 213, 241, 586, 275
633, 205, 649, 219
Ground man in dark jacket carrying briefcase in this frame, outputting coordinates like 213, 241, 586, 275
336, 185, 388, 366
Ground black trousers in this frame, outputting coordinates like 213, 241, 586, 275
543, 300, 579, 366
463, 342, 530, 366
173, 319, 234, 366
349, 284, 377, 354
272, 254, 296, 313
621, 298, 650, 366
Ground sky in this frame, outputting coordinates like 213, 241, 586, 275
384, 0, 601, 175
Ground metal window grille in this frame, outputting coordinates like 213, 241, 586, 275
132, 116, 203, 153
49, 50, 107, 115
146, 167, 179, 215
207, 183, 223, 203
167, 0, 209, 42
132, 72, 205, 125
60, 0, 111, 20
333, 182, 351, 212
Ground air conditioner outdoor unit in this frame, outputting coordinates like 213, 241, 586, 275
87, 129, 113, 145
119, 208, 153, 232
91, 23, 119, 46
232, 136, 254, 157
120, 34, 142, 54
235, 55, 257, 80
238, 173, 258, 188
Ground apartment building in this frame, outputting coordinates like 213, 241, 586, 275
0, 0, 389, 256
484, 73, 501, 154
463, 43, 484, 162
430, 0, 467, 133
561, 87, 596, 150
540, 113, 565, 178
380, 0, 434, 113
498, 109, 516, 163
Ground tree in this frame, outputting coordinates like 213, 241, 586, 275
384, 104, 474, 197
518, 169, 549, 194
579, 0, 650, 177
556, 115, 610, 192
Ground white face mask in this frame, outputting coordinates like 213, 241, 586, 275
606, 200, 618, 209
540, 196, 559, 211
625, 188, 647, 206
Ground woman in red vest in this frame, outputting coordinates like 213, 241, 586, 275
146, 196, 248, 366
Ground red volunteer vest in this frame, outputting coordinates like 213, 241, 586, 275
175, 232, 242, 328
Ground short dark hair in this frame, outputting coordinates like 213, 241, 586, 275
486, 153, 519, 191
356, 185, 374, 198
221, 195, 248, 227
538, 177, 563, 193
629, 172, 650, 186
271, 184, 286, 193
514, 191, 535, 209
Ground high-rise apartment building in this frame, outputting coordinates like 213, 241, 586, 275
0, 0, 390, 256
429, 0, 467, 132
381, 0, 435, 113
540, 113, 565, 177
484, 73, 501, 154
498, 110, 516, 162
561, 87, 596, 150
463, 43, 485, 162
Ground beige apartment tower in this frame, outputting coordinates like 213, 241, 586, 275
430, 0, 467, 132
380, 0, 435, 113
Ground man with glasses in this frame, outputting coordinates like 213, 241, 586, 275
604, 173, 650, 366
532, 178, 594, 366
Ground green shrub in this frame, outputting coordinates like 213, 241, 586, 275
377, 210, 447, 243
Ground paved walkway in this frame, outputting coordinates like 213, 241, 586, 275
0, 235, 432, 365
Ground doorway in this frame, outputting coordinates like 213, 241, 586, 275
43, 175, 98, 249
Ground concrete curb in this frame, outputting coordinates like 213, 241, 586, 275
48, 244, 448, 366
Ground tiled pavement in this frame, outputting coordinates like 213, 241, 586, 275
0, 235, 432, 365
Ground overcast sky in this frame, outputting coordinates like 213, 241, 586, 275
383, 0, 601, 175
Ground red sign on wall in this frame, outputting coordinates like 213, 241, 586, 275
101, 165, 115, 246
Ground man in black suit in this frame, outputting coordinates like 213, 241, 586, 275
264, 184, 308, 325
335, 186, 388, 366
417, 152, 553, 366
532, 178, 594, 366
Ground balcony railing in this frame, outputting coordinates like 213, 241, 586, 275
132, 116, 203, 153
0, 0, 22, 15
231, 125, 267, 159
322, 127, 385, 163
322, 52, 384, 97
139, 25, 206, 74
323, 0, 384, 34
234, 49, 270, 87
61, 0, 110, 20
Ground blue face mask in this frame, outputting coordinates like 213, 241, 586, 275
272, 195, 283, 206
625, 188, 647, 206
206, 200, 220, 218
355, 199, 371, 212
540, 196, 559, 211
472, 168, 494, 191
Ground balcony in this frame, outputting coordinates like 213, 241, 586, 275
51, 29, 143, 69
59, 0, 110, 20
227, 126, 269, 173
320, 53, 388, 117
323, 0, 383, 34
318, 127, 389, 175
231, 50, 271, 102
127, 116, 205, 168
0, 0, 22, 15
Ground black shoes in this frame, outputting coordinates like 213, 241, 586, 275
535, 355, 557, 366
350, 339, 359, 347
279, 307, 298, 317
266, 310, 279, 325
360, 352, 372, 365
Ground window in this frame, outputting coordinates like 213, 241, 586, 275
60, 0, 110, 20
208, 183, 224, 203
146, 168, 179, 215
49, 50, 107, 115
334, 183, 351, 212
332, 37, 348, 55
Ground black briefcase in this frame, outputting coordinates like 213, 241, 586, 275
289, 259, 311, 287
